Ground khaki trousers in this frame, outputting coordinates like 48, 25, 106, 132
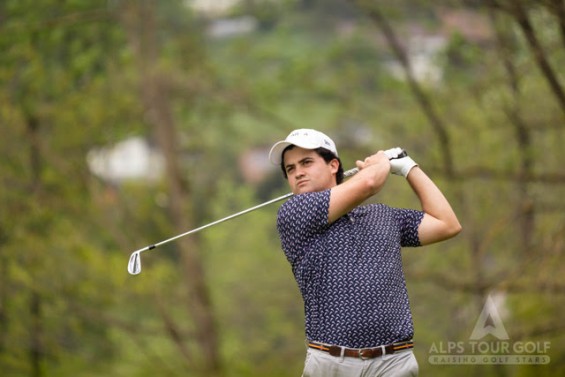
301, 348, 418, 377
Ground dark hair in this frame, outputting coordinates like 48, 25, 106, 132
280, 145, 344, 184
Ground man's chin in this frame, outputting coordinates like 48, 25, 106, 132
293, 186, 309, 195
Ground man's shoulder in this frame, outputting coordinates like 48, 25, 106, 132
280, 190, 330, 211
277, 190, 331, 230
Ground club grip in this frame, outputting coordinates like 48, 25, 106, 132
395, 150, 408, 159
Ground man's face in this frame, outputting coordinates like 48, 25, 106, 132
283, 147, 339, 195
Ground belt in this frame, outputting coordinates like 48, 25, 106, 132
308, 340, 414, 360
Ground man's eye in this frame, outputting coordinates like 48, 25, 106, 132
286, 167, 294, 173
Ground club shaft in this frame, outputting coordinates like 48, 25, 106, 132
134, 167, 360, 254
136, 192, 294, 253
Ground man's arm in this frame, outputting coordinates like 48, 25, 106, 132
328, 151, 390, 224
406, 167, 462, 245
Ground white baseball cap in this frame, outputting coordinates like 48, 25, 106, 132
268, 129, 338, 165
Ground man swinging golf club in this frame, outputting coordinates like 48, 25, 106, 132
269, 129, 462, 377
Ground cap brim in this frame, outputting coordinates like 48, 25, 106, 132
268, 141, 293, 165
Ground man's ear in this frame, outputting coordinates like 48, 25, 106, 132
329, 158, 340, 175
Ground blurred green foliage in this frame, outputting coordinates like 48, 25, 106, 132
1, 0, 564, 376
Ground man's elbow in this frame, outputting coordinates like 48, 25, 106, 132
444, 219, 462, 239
418, 215, 462, 246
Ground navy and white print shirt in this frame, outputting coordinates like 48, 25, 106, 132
277, 189, 424, 348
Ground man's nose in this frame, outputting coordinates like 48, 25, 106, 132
294, 167, 305, 178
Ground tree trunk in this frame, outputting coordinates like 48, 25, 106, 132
489, 6, 535, 252
118, 1, 221, 373
27, 115, 44, 377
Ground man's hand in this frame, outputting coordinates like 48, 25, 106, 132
386, 147, 418, 178
356, 150, 391, 172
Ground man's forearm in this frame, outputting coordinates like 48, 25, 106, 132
406, 167, 462, 245
328, 151, 390, 223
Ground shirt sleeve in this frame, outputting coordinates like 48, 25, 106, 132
395, 208, 425, 247
276, 190, 331, 266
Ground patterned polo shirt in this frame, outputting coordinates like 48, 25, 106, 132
277, 189, 424, 348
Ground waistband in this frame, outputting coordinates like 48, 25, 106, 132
308, 340, 414, 360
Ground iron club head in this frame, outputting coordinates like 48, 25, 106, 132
128, 251, 142, 275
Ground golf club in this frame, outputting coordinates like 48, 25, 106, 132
127, 148, 407, 275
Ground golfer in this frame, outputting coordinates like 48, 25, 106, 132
269, 129, 461, 377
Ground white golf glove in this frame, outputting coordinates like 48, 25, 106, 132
384, 147, 418, 178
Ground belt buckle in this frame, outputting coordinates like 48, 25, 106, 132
358, 348, 371, 360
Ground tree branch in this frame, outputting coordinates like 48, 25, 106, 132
350, 0, 455, 177
510, 0, 565, 118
